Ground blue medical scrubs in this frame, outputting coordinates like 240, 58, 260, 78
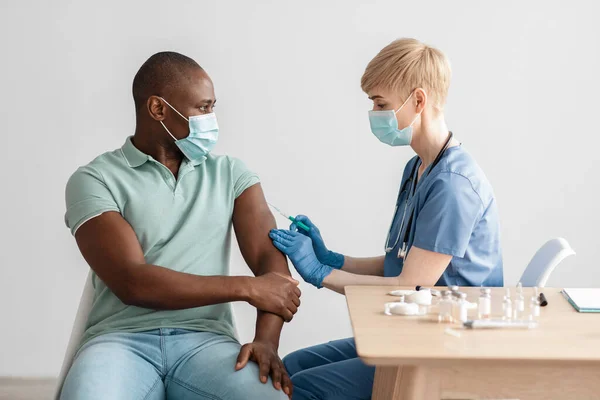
284, 145, 503, 400
384, 145, 503, 287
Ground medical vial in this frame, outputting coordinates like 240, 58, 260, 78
478, 288, 492, 319
513, 285, 525, 320
449, 286, 460, 320
502, 288, 513, 320
457, 292, 469, 323
516, 281, 523, 294
438, 291, 453, 323
529, 295, 541, 320
516, 283, 524, 308
449, 285, 460, 299
529, 287, 541, 320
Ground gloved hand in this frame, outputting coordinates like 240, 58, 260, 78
290, 215, 344, 269
269, 229, 333, 288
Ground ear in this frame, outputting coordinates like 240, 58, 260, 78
147, 96, 166, 121
413, 88, 428, 114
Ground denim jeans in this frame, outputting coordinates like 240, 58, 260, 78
283, 338, 375, 400
60, 329, 288, 400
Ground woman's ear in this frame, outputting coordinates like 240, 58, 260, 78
413, 88, 428, 113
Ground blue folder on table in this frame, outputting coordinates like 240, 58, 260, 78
562, 288, 600, 313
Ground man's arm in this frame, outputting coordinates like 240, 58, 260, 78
322, 246, 452, 294
74, 211, 299, 319
231, 184, 297, 396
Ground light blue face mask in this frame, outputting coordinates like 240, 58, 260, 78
368, 91, 421, 146
159, 97, 219, 163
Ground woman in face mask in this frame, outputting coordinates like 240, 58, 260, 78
269, 38, 504, 399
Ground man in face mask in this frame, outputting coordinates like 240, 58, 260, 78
61, 52, 298, 400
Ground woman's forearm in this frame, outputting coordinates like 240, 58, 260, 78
324, 246, 451, 294
340, 255, 385, 276
322, 268, 399, 294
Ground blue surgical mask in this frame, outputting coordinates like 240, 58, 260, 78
159, 97, 219, 163
368, 91, 421, 146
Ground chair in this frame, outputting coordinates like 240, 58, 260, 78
519, 238, 575, 287
54, 271, 95, 400
54, 271, 242, 399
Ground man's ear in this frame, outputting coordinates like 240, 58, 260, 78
147, 96, 166, 121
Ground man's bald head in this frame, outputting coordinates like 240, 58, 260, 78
132, 51, 202, 111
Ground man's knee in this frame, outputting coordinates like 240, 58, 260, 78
226, 363, 288, 400
60, 338, 163, 400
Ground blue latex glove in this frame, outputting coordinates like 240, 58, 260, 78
269, 229, 333, 288
290, 215, 344, 269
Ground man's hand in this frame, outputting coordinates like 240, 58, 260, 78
235, 340, 292, 398
247, 272, 301, 322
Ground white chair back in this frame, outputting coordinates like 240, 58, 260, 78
54, 271, 94, 400
519, 238, 575, 287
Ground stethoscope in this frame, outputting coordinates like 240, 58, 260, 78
384, 131, 454, 259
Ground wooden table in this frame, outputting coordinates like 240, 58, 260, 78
345, 286, 600, 400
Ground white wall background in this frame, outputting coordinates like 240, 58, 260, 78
1, 0, 598, 377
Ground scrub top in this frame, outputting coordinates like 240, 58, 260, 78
384, 145, 503, 287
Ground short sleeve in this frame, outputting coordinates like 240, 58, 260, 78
64, 166, 120, 235
229, 157, 260, 198
413, 172, 483, 257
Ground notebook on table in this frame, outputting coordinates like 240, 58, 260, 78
562, 288, 600, 313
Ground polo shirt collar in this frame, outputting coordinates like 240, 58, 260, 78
121, 136, 208, 168
121, 136, 150, 168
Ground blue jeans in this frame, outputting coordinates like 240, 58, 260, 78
60, 329, 288, 400
283, 338, 375, 400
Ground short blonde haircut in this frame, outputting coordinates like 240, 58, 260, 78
361, 38, 451, 110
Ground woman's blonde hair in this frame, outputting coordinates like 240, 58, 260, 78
361, 38, 451, 111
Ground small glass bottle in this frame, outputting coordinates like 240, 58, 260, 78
449, 285, 460, 299
514, 283, 525, 320
438, 290, 454, 323
529, 287, 541, 320
448, 286, 460, 320
502, 288, 513, 320
457, 292, 469, 323
529, 295, 541, 320
478, 288, 492, 319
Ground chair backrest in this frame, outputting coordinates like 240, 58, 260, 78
519, 238, 575, 288
54, 271, 95, 400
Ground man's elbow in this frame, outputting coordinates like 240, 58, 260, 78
109, 269, 150, 307
113, 282, 144, 306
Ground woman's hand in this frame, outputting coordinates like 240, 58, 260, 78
290, 215, 344, 269
269, 229, 333, 288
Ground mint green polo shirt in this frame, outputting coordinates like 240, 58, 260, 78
64, 137, 260, 346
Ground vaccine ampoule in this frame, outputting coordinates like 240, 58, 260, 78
449, 286, 461, 321
449, 285, 460, 299
478, 288, 492, 319
514, 288, 525, 320
457, 292, 469, 323
529, 287, 541, 320
438, 290, 454, 323
502, 288, 513, 320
